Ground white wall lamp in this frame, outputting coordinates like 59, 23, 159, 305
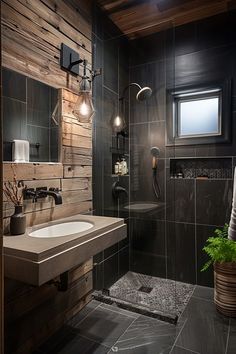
60, 43, 101, 122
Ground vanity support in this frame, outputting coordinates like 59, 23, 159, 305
48, 271, 69, 292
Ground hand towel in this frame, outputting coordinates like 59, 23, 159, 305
12, 140, 30, 162
228, 166, 236, 240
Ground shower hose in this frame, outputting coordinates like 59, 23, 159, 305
152, 168, 161, 200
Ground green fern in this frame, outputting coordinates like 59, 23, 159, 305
201, 224, 236, 271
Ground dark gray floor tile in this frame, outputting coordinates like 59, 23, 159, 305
99, 303, 139, 319
55, 336, 109, 354
109, 315, 182, 354
67, 300, 100, 328
40, 331, 109, 354
37, 325, 77, 354
227, 319, 236, 354
192, 286, 214, 302
177, 297, 229, 354
171, 346, 200, 354
72, 306, 135, 347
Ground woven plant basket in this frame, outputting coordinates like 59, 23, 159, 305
214, 262, 236, 317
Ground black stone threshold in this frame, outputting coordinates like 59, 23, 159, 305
92, 290, 178, 325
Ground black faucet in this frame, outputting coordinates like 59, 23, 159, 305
112, 181, 128, 199
37, 188, 62, 205
24, 187, 62, 205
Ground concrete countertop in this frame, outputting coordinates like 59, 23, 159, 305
3, 214, 127, 286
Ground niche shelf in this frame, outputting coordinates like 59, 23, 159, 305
111, 134, 129, 176
170, 157, 232, 180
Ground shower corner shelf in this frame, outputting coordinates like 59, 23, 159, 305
110, 147, 129, 156
169, 156, 232, 180
111, 174, 129, 177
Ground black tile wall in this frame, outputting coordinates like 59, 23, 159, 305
103, 253, 119, 289
119, 246, 129, 277
167, 222, 196, 284
196, 180, 233, 226
93, 8, 236, 291
127, 10, 236, 287
130, 218, 166, 278
166, 179, 195, 223
196, 224, 216, 287
92, 5, 130, 290
103, 39, 118, 92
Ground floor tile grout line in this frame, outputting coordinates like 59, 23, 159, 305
169, 318, 188, 354
191, 294, 214, 303
175, 344, 200, 354
224, 317, 231, 354
71, 332, 111, 350
99, 303, 139, 319
116, 332, 180, 344
69, 302, 101, 328
178, 285, 195, 322
108, 315, 140, 352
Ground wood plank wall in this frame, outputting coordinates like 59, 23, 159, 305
1, 1, 94, 352
1, 2, 4, 351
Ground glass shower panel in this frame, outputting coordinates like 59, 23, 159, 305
93, 4, 181, 322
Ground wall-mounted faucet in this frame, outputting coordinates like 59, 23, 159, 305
24, 187, 62, 205
112, 181, 128, 199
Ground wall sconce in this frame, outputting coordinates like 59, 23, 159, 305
73, 60, 95, 122
60, 43, 101, 122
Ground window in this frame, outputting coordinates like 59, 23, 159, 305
176, 90, 221, 138
166, 81, 231, 146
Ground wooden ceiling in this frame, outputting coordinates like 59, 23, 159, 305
97, 0, 236, 39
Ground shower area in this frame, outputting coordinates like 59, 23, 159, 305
92, 6, 234, 322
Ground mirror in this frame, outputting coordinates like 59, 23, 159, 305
2, 68, 59, 162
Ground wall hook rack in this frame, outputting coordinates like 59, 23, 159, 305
60, 43, 102, 79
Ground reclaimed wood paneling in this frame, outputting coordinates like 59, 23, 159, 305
5, 261, 93, 354
2, 0, 92, 89
3, 163, 63, 182
98, 0, 234, 39
1, 2, 93, 352
64, 165, 92, 178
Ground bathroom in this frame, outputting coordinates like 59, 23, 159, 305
0, 0, 236, 353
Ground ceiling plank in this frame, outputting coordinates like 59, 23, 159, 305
97, 0, 234, 38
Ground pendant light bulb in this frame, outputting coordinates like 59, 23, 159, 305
73, 60, 95, 122
73, 91, 95, 122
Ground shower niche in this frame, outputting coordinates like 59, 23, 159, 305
170, 157, 232, 180
111, 134, 129, 176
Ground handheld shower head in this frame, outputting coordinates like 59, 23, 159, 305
150, 147, 160, 157
136, 86, 152, 101
150, 147, 160, 169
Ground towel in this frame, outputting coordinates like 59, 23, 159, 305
228, 166, 236, 240
12, 140, 30, 162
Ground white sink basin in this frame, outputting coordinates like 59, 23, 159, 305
29, 221, 93, 238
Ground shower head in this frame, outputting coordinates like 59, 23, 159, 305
136, 86, 152, 101
150, 147, 160, 157
120, 83, 152, 102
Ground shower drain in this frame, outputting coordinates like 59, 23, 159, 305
138, 286, 153, 294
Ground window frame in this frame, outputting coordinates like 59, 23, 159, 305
166, 80, 231, 146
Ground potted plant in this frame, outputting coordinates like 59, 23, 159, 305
202, 224, 236, 317
3, 164, 26, 235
